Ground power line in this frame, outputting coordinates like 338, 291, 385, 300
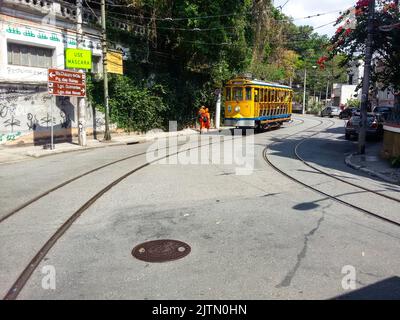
88, 2, 344, 24
292, 10, 342, 21
313, 20, 337, 30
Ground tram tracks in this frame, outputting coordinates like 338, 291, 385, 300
1, 118, 308, 226
3, 118, 309, 300
294, 121, 400, 204
264, 117, 400, 228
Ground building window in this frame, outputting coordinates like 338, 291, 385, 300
7, 42, 53, 68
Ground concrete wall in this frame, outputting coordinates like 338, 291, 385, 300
0, 82, 107, 145
382, 125, 400, 158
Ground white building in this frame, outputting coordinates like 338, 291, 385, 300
344, 59, 395, 108
0, 0, 122, 145
331, 83, 360, 107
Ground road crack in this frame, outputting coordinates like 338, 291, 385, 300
276, 215, 325, 288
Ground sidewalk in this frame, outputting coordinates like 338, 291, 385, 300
0, 128, 208, 165
345, 142, 400, 185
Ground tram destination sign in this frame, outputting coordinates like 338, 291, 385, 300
48, 68, 86, 97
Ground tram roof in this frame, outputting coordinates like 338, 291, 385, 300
251, 80, 292, 89
227, 78, 292, 90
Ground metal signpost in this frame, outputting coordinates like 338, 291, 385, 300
47, 68, 86, 150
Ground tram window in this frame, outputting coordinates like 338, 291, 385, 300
260, 89, 264, 102
284, 91, 290, 103
264, 90, 268, 102
267, 90, 271, 102
233, 87, 243, 101
245, 87, 252, 100
254, 88, 259, 102
279, 91, 285, 102
225, 87, 231, 101
270, 90, 275, 102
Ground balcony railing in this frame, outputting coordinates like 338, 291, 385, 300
1, 0, 101, 26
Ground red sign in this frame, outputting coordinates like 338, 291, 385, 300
48, 68, 86, 97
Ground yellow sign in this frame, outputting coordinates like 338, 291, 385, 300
107, 51, 123, 74
65, 49, 92, 69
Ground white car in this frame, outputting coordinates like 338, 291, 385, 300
321, 106, 341, 117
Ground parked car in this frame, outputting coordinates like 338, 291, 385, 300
339, 107, 360, 119
292, 102, 303, 114
372, 106, 393, 121
321, 106, 341, 118
345, 113, 384, 140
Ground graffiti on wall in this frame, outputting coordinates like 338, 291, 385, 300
27, 113, 39, 131
0, 83, 107, 144
60, 109, 71, 128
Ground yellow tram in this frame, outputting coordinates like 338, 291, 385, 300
223, 77, 293, 129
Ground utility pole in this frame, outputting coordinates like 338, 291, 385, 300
302, 68, 307, 114
325, 80, 330, 106
101, 0, 111, 141
358, 0, 375, 155
76, 0, 87, 146
394, 0, 400, 113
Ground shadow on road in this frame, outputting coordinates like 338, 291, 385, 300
333, 276, 400, 300
267, 125, 397, 187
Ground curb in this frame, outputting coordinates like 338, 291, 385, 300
7, 130, 201, 160
25, 140, 139, 158
345, 153, 400, 185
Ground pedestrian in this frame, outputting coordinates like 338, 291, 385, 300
204, 108, 211, 132
198, 106, 207, 134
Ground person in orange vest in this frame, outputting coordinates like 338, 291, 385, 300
204, 108, 211, 132
198, 106, 206, 134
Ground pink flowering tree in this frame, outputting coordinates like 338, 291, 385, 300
329, 0, 400, 120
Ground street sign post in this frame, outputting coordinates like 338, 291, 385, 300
48, 68, 86, 97
47, 68, 87, 150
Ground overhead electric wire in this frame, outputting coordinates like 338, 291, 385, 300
90, 2, 345, 24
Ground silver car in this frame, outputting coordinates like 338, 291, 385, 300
321, 106, 341, 118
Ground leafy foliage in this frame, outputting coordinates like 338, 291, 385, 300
347, 98, 362, 108
87, 0, 349, 131
88, 75, 166, 132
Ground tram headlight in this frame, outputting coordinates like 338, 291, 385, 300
234, 106, 241, 113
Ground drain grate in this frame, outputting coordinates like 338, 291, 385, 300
132, 239, 191, 263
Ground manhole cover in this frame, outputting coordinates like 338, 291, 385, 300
132, 239, 191, 263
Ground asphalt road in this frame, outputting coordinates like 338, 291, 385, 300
1, 115, 399, 300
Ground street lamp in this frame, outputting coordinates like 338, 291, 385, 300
302, 65, 317, 114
